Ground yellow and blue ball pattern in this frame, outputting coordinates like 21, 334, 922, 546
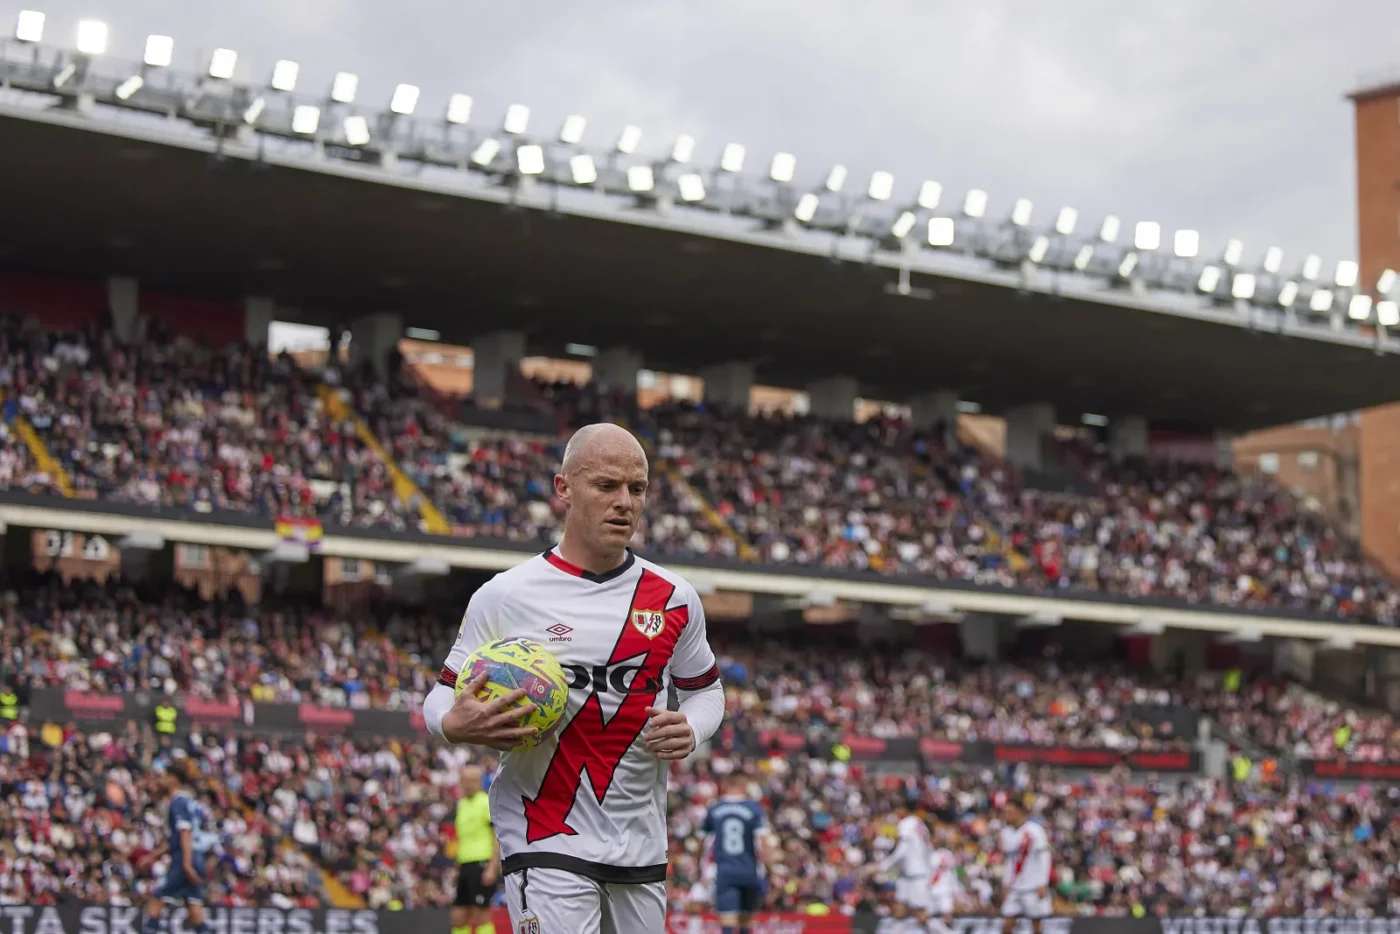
456, 637, 570, 749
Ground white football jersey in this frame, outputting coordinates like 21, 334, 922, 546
929, 848, 961, 897
437, 549, 718, 883
1001, 820, 1051, 891
884, 815, 934, 878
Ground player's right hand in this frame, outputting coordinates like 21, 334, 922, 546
441, 672, 539, 750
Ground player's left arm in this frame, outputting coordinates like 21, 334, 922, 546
644, 583, 723, 760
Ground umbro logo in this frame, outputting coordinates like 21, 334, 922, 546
545, 623, 573, 643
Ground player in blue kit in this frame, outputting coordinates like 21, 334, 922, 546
142, 769, 214, 934
702, 773, 769, 934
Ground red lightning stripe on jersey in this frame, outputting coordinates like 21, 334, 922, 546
1012, 831, 1032, 880
522, 569, 688, 843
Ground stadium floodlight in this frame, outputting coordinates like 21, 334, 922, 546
720, 143, 746, 173
627, 165, 655, 193
963, 189, 987, 218
1349, 294, 1373, 321
445, 93, 472, 125
1378, 301, 1400, 327
1134, 221, 1160, 251
144, 34, 174, 68
670, 134, 695, 163
1099, 214, 1121, 243
1028, 235, 1050, 264
770, 152, 797, 183
115, 75, 143, 100
15, 9, 44, 42
1301, 254, 1322, 280
825, 165, 848, 193
794, 192, 820, 223
1055, 206, 1078, 236
558, 114, 587, 144
342, 115, 370, 146
502, 103, 529, 134
867, 171, 894, 201
677, 172, 705, 202
470, 138, 500, 166
927, 217, 955, 247
1310, 288, 1333, 313
208, 48, 238, 80
1173, 229, 1199, 259
891, 211, 917, 240
1118, 252, 1139, 278
1334, 259, 1359, 289
1231, 272, 1256, 300
616, 125, 642, 154
331, 72, 360, 105
1010, 198, 1033, 227
569, 153, 597, 185
1197, 265, 1221, 293
291, 104, 320, 135
389, 84, 420, 116
1263, 246, 1284, 274
516, 144, 545, 176
76, 19, 108, 55
917, 181, 942, 210
242, 96, 265, 124
1277, 280, 1299, 308
270, 59, 299, 92
1073, 244, 1094, 271
1223, 239, 1244, 267
1378, 268, 1398, 295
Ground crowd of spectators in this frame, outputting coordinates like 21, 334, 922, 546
5, 716, 1393, 918
5, 571, 1398, 763
0, 316, 416, 530
0, 719, 325, 907
1196, 678, 1400, 763
0, 572, 441, 712
1, 313, 1397, 622
668, 754, 1400, 918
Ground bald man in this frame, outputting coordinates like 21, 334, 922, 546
424, 423, 725, 933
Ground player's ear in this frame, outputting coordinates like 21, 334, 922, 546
553, 472, 569, 502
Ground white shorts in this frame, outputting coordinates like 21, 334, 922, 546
929, 893, 956, 917
894, 877, 933, 912
506, 866, 666, 933
1001, 889, 1051, 919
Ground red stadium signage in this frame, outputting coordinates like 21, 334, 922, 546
666, 914, 852, 933
183, 698, 241, 723
919, 738, 968, 761
1307, 758, 1400, 781
61, 691, 125, 718
297, 704, 355, 730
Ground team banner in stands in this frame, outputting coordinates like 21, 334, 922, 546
275, 515, 324, 551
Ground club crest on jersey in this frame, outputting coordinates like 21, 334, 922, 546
516, 915, 539, 934
631, 609, 665, 639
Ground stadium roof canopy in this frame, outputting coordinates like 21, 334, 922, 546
4, 103, 1400, 431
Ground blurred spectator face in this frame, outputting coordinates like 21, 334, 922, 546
462, 765, 482, 796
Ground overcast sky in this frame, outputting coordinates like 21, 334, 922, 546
5, 0, 1398, 270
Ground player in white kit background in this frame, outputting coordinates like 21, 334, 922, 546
927, 825, 964, 932
423, 423, 726, 933
878, 808, 934, 931
998, 797, 1053, 930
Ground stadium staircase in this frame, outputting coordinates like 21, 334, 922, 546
316, 385, 452, 535
658, 463, 758, 562
319, 870, 367, 909
11, 412, 75, 497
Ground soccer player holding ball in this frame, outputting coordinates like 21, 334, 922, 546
424, 423, 725, 933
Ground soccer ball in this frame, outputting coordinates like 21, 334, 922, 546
457, 637, 570, 749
